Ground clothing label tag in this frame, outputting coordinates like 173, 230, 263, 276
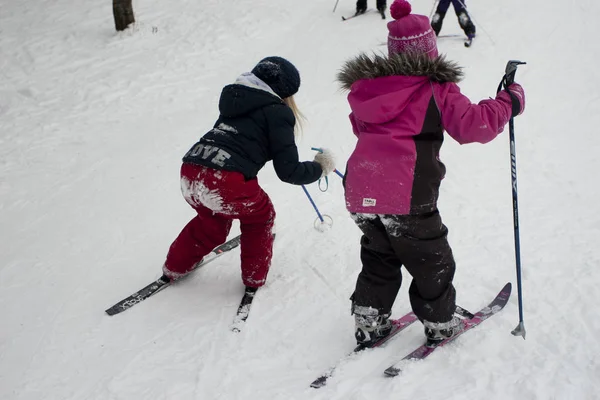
362, 198, 376, 207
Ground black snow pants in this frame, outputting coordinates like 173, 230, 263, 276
351, 210, 456, 324
356, 0, 387, 13
433, 0, 476, 38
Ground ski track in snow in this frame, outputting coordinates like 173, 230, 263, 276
1, 0, 600, 399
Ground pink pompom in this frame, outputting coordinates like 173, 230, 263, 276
390, 0, 412, 20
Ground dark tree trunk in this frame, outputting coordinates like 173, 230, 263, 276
113, 0, 135, 31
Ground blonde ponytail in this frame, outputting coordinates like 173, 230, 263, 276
283, 95, 305, 138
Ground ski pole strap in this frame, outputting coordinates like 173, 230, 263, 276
497, 76, 520, 118
498, 60, 526, 116
318, 176, 329, 192
311, 146, 331, 191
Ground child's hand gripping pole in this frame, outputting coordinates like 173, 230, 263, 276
311, 147, 344, 179
299, 147, 336, 232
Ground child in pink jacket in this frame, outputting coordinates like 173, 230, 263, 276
337, 0, 525, 347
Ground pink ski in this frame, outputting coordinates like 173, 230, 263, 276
384, 282, 512, 377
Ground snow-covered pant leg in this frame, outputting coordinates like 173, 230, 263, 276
163, 164, 238, 278
237, 184, 275, 288
351, 214, 403, 314
351, 212, 456, 323
169, 164, 276, 287
164, 205, 232, 279
450, 0, 466, 13
383, 212, 456, 324
451, 0, 476, 37
432, 0, 451, 35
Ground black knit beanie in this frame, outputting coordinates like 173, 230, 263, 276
251, 56, 300, 99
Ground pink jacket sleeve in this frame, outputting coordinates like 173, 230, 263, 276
435, 82, 523, 145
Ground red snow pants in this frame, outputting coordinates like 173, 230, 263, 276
164, 163, 275, 288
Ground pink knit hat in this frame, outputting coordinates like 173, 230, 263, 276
387, 0, 438, 58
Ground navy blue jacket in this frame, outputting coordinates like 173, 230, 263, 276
183, 84, 322, 185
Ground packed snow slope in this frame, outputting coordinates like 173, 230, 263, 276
1, 0, 599, 399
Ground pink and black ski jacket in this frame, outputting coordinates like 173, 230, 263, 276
338, 53, 525, 215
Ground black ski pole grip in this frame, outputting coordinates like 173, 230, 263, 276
504, 60, 526, 86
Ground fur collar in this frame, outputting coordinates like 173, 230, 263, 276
337, 52, 463, 90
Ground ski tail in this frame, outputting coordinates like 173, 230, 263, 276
310, 312, 418, 388
231, 287, 258, 332
104, 234, 242, 316
105, 276, 171, 316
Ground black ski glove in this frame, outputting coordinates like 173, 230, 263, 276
497, 75, 522, 118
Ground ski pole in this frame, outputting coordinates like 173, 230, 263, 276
302, 185, 325, 223
428, 0, 440, 19
501, 60, 527, 339
333, 0, 340, 13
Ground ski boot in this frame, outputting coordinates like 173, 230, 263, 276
431, 11, 445, 36
423, 316, 463, 347
354, 306, 392, 347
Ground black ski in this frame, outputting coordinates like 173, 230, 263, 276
105, 235, 242, 316
231, 287, 258, 332
342, 9, 374, 21
436, 34, 473, 47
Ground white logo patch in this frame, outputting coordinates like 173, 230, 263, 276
362, 198, 376, 207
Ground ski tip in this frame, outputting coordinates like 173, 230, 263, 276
310, 379, 326, 389
384, 367, 401, 377
105, 308, 118, 316
503, 282, 512, 295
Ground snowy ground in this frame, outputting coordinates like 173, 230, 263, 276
1, 0, 599, 399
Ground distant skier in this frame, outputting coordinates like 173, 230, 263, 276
431, 0, 476, 39
162, 56, 335, 295
355, 0, 387, 18
337, 0, 525, 347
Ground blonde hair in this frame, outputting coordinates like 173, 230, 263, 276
283, 95, 305, 137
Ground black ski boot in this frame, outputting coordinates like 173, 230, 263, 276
423, 316, 463, 347
354, 306, 393, 347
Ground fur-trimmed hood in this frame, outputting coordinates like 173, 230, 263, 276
337, 52, 463, 90
336, 52, 463, 125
